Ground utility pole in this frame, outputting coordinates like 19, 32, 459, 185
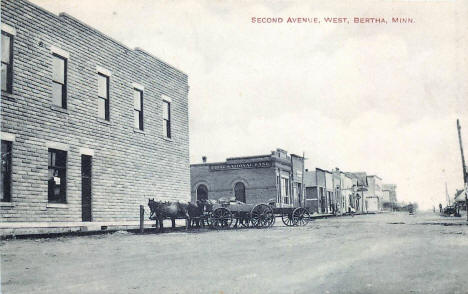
445, 182, 451, 206
302, 152, 305, 208
456, 119, 468, 221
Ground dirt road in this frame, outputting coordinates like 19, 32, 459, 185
1, 212, 467, 294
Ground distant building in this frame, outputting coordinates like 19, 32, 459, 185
454, 189, 466, 210
346, 172, 368, 213
339, 171, 354, 214
304, 168, 332, 214
364, 175, 382, 212
190, 149, 305, 207
382, 184, 397, 210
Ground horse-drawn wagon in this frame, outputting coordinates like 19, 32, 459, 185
147, 197, 312, 232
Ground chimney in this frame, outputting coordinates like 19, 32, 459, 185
202, 156, 207, 163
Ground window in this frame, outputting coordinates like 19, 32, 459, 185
162, 100, 171, 138
276, 175, 281, 204
98, 73, 109, 120
48, 149, 67, 203
133, 89, 143, 130
1, 141, 12, 202
1, 31, 13, 93
281, 177, 290, 205
52, 54, 67, 108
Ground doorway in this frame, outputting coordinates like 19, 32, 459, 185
81, 155, 92, 222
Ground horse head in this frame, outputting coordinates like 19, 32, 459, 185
148, 198, 161, 220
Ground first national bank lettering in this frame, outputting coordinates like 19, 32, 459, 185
210, 161, 271, 171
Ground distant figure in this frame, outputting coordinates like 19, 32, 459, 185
439, 203, 442, 213
433, 206, 435, 213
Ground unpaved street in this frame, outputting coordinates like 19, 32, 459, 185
1, 212, 468, 294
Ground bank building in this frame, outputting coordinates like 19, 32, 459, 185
190, 149, 305, 207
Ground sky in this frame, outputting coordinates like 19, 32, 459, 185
30, 0, 468, 209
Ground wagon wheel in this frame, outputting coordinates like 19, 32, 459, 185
211, 207, 233, 229
281, 210, 296, 226
293, 207, 310, 226
250, 204, 274, 228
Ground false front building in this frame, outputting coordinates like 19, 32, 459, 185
0, 0, 190, 227
190, 149, 305, 207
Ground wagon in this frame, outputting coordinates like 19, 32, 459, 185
272, 206, 311, 227
209, 200, 275, 229
208, 198, 311, 229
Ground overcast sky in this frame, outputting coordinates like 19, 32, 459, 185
31, 0, 468, 209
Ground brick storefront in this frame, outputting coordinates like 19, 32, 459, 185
190, 149, 304, 207
0, 0, 190, 224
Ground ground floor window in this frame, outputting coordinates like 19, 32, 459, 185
297, 183, 302, 206
48, 149, 67, 203
281, 177, 290, 205
1, 140, 12, 202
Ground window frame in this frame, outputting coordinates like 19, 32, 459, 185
133, 88, 144, 130
1, 31, 13, 94
51, 53, 67, 109
97, 72, 110, 121
281, 177, 290, 205
47, 148, 67, 204
1, 140, 12, 202
162, 99, 171, 138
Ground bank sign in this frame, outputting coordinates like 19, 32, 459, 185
209, 161, 271, 171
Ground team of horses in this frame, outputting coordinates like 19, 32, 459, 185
147, 198, 214, 232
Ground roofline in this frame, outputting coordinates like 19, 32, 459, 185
18, 0, 187, 77
367, 175, 382, 180
316, 167, 332, 174
58, 13, 188, 77
226, 154, 272, 161
190, 162, 226, 167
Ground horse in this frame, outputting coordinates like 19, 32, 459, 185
147, 199, 190, 232
186, 199, 216, 228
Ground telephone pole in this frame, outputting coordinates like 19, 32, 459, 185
445, 182, 451, 206
456, 119, 468, 221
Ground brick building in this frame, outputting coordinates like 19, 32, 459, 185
190, 149, 305, 207
0, 0, 190, 226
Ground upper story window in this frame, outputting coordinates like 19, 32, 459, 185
1, 31, 13, 93
133, 89, 143, 130
1, 140, 12, 202
48, 148, 67, 203
52, 54, 67, 108
98, 73, 110, 121
163, 99, 171, 138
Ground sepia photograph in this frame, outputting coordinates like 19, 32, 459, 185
1, 0, 468, 293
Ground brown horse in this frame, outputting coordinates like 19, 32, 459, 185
148, 199, 190, 232
186, 199, 215, 228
